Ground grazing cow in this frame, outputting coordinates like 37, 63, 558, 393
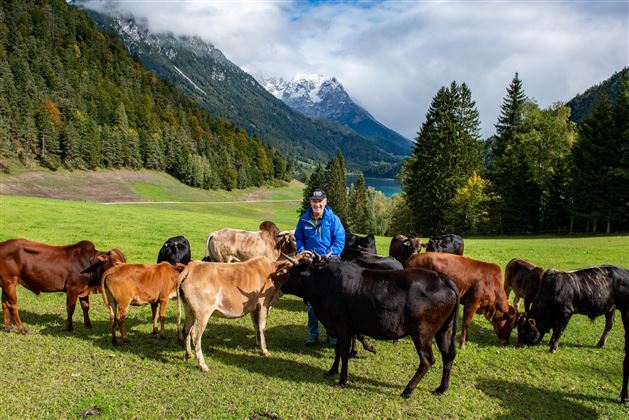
0, 238, 126, 333
281, 256, 459, 398
516, 265, 629, 404
388, 234, 424, 264
101, 262, 187, 345
406, 252, 516, 348
504, 258, 545, 312
157, 236, 191, 266
426, 234, 464, 255
344, 232, 377, 254
177, 257, 293, 371
205, 221, 296, 263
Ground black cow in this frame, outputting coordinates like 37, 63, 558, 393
388, 234, 424, 265
426, 234, 464, 255
517, 265, 629, 404
344, 232, 376, 254
157, 236, 191, 266
281, 257, 460, 398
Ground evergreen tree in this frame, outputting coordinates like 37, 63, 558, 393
347, 173, 371, 233
325, 151, 348, 225
488, 73, 539, 233
402, 81, 482, 234
299, 163, 326, 215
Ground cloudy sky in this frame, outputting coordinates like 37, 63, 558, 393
82, 0, 628, 139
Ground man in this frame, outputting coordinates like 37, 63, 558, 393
294, 188, 345, 347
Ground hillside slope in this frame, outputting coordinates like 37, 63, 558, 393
79, 4, 402, 172
566, 67, 628, 123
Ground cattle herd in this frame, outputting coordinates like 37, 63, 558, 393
0, 224, 628, 405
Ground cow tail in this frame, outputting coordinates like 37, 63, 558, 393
442, 274, 460, 360
176, 267, 190, 345
504, 262, 512, 299
205, 234, 213, 258
101, 273, 110, 306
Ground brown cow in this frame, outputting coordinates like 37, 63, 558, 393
101, 262, 187, 345
205, 221, 296, 263
0, 238, 126, 333
504, 258, 545, 313
388, 234, 425, 264
177, 256, 293, 371
406, 252, 516, 348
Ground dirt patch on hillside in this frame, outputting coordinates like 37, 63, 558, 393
0, 170, 160, 202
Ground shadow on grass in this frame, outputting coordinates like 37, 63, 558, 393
208, 346, 401, 393
476, 378, 612, 418
273, 296, 308, 313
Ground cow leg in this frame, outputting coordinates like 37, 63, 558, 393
460, 303, 479, 349
349, 335, 358, 358
358, 334, 376, 354
118, 304, 130, 343
621, 310, 629, 404
149, 302, 159, 336
158, 299, 168, 339
548, 316, 570, 353
513, 295, 521, 313
250, 311, 261, 346
596, 311, 615, 348
401, 332, 433, 398
108, 301, 119, 346
255, 306, 270, 356
192, 311, 212, 371
2, 281, 26, 334
65, 289, 80, 331
327, 341, 341, 377
183, 304, 195, 359
433, 319, 456, 395
79, 295, 92, 329
337, 335, 352, 388
2, 289, 12, 330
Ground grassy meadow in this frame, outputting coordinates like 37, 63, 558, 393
0, 175, 628, 418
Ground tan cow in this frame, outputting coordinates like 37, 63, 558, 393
205, 221, 296, 263
101, 262, 186, 345
177, 257, 293, 371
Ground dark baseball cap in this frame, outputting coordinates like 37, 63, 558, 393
309, 188, 327, 200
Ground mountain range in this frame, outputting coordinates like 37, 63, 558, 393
263, 74, 412, 156
78, 2, 406, 175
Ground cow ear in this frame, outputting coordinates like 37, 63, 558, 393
528, 318, 536, 326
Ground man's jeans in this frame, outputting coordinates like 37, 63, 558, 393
307, 302, 319, 339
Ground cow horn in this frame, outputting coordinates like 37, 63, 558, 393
282, 253, 298, 264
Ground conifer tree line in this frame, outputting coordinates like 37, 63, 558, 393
0, 0, 290, 190
399, 72, 629, 235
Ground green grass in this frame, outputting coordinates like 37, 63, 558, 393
1, 193, 628, 418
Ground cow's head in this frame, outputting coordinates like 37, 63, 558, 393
159, 237, 191, 266
275, 230, 297, 256
82, 248, 127, 285
260, 221, 280, 237
516, 314, 543, 347
389, 234, 422, 264
491, 305, 517, 345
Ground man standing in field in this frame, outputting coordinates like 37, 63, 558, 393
294, 188, 345, 347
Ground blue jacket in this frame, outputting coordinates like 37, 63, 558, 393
295, 206, 345, 256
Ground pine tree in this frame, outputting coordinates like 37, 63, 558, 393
347, 173, 370, 233
402, 81, 483, 234
299, 163, 326, 215
325, 151, 348, 225
488, 73, 539, 233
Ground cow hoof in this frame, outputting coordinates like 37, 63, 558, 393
549, 348, 557, 354
432, 386, 447, 395
159, 335, 166, 340
335, 383, 346, 389
150, 331, 158, 337
85, 323, 93, 329
19, 327, 28, 335
596, 341, 605, 348
401, 388, 412, 399
185, 352, 193, 360
261, 351, 270, 357
621, 396, 628, 405
325, 369, 337, 377
349, 351, 358, 359
199, 365, 210, 372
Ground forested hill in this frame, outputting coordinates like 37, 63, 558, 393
78, 4, 401, 173
567, 67, 628, 124
0, 0, 289, 191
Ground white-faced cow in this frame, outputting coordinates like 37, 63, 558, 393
205, 221, 296, 263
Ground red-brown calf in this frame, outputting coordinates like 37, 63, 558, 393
406, 252, 516, 348
101, 262, 186, 345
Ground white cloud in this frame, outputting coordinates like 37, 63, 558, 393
81, 0, 628, 139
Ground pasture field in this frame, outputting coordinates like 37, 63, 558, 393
0, 192, 628, 418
